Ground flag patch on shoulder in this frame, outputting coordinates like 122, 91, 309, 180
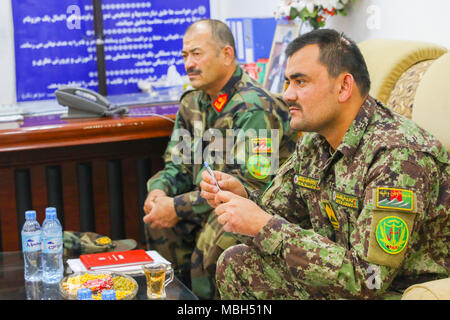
376, 188, 414, 211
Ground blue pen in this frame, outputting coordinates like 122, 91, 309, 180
203, 161, 221, 191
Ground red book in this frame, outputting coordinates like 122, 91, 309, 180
80, 249, 153, 270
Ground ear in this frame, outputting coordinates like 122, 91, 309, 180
337, 73, 354, 103
222, 45, 235, 66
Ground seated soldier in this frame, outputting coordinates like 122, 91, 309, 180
142, 19, 298, 299
200, 29, 450, 299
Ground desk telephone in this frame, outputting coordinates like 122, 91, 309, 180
55, 87, 129, 119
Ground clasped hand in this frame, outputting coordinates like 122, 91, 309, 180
143, 189, 178, 229
200, 170, 272, 237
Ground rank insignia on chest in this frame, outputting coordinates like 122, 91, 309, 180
321, 201, 339, 231
212, 94, 228, 113
293, 174, 320, 191
376, 216, 409, 254
376, 187, 414, 211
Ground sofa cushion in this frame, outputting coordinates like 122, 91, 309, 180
402, 278, 450, 300
412, 52, 450, 151
386, 60, 434, 119
358, 39, 447, 104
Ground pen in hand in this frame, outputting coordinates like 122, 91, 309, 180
203, 161, 222, 191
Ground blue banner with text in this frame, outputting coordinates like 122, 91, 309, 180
12, 0, 209, 101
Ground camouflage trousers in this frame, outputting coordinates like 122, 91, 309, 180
216, 244, 310, 300
144, 209, 238, 300
217, 244, 406, 300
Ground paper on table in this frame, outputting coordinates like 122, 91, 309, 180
67, 250, 171, 275
0, 114, 23, 122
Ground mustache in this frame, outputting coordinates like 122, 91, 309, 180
286, 101, 303, 110
186, 67, 201, 75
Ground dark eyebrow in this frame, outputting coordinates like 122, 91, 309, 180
182, 47, 201, 54
285, 72, 308, 81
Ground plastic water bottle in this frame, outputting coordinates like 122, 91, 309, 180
21, 210, 42, 281
41, 207, 64, 283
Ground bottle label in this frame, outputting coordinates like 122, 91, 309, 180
22, 234, 41, 252
42, 236, 62, 253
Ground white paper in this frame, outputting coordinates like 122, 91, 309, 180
17, 99, 67, 116
0, 114, 23, 122
67, 250, 171, 275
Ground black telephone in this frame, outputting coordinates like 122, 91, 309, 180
55, 87, 129, 119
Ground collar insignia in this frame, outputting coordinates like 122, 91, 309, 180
212, 94, 228, 113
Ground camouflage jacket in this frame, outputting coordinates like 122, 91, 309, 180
253, 96, 450, 299
148, 65, 297, 221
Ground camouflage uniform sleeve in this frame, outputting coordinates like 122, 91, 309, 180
173, 190, 211, 220
252, 147, 441, 299
224, 106, 285, 192
172, 106, 287, 221
147, 111, 194, 197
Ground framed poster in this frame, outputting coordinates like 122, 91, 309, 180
263, 23, 300, 94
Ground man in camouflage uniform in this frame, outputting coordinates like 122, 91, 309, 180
200, 29, 450, 299
142, 19, 297, 299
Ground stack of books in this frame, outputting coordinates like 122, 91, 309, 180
67, 250, 171, 275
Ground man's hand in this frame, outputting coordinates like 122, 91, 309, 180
200, 170, 248, 208
143, 196, 178, 229
214, 191, 272, 237
143, 189, 167, 215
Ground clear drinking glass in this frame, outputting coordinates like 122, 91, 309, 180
142, 263, 174, 299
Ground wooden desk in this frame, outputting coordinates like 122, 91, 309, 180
0, 103, 177, 251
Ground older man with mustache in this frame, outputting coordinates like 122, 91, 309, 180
142, 19, 298, 299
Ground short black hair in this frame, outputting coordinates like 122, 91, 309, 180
186, 19, 237, 60
286, 29, 371, 96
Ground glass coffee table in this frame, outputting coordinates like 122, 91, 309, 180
0, 251, 198, 300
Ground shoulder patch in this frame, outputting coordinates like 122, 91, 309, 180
247, 154, 271, 179
376, 216, 409, 254
367, 210, 416, 268
251, 138, 272, 153
376, 187, 414, 211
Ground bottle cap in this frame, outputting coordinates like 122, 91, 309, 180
45, 207, 57, 219
101, 289, 116, 300
77, 288, 92, 300
25, 210, 36, 220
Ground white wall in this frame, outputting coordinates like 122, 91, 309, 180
211, 0, 450, 49
325, 0, 450, 49
1, 0, 449, 105
210, 0, 279, 20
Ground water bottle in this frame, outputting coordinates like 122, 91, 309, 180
25, 280, 43, 300
41, 207, 64, 283
21, 210, 42, 281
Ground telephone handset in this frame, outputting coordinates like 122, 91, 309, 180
55, 87, 129, 119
